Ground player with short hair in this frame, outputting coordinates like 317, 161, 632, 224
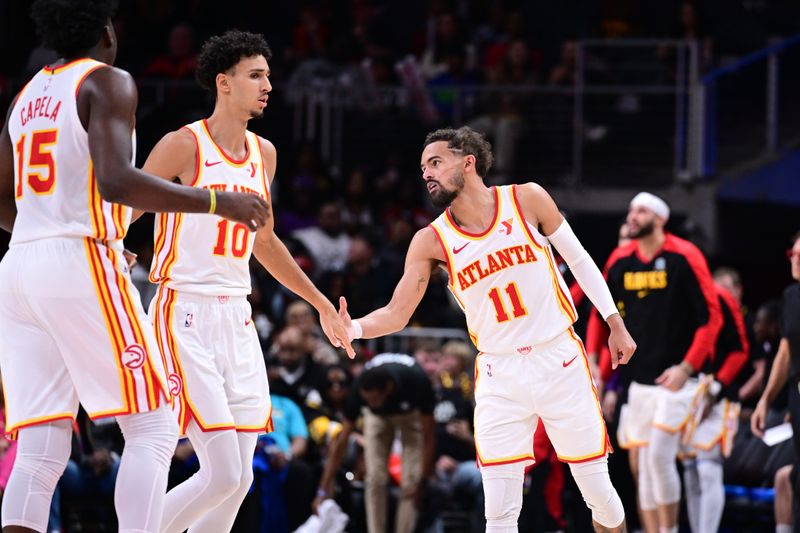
138, 30, 353, 532
0, 1, 271, 532
322, 126, 636, 533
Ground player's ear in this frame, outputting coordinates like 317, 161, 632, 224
464, 154, 476, 172
216, 72, 230, 95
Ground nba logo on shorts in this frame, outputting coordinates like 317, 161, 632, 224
168, 373, 183, 396
185, 313, 194, 328
486, 363, 493, 377
121, 344, 146, 369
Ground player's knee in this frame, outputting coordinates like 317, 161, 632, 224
776, 465, 793, 492
569, 457, 625, 529
481, 464, 523, 529
208, 460, 244, 500
118, 405, 179, 466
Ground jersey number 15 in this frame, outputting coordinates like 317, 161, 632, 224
15, 129, 58, 198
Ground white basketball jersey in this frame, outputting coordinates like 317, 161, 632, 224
429, 185, 576, 353
7, 59, 134, 248
149, 119, 270, 296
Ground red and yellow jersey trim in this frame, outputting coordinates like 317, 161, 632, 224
510, 185, 577, 324
255, 134, 272, 196
183, 126, 203, 187
74, 63, 106, 98
201, 119, 251, 168
556, 328, 611, 463
443, 186, 501, 241
42, 58, 98, 75
429, 224, 455, 287
4, 413, 76, 437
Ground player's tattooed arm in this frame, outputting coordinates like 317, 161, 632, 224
350, 227, 441, 338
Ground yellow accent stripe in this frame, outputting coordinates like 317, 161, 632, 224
42, 58, 97, 75
84, 238, 133, 413
160, 214, 184, 283
151, 286, 176, 411
87, 162, 107, 240
429, 223, 455, 287
149, 214, 169, 283
201, 119, 250, 168
160, 287, 189, 429
544, 247, 577, 323
5, 413, 75, 434
442, 187, 502, 241
557, 328, 609, 462
103, 245, 162, 410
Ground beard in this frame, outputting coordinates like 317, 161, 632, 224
429, 170, 465, 208
628, 219, 655, 239
250, 109, 265, 119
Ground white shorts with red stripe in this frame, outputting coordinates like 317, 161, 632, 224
473, 328, 610, 469
0, 238, 168, 435
149, 286, 271, 435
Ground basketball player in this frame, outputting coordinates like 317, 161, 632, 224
0, 1, 271, 532
328, 127, 636, 533
587, 193, 722, 533
137, 30, 353, 533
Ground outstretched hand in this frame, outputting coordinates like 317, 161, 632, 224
319, 300, 355, 359
338, 296, 355, 340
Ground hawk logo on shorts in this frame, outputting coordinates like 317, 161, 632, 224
499, 218, 514, 235
517, 346, 532, 355
121, 344, 146, 369
168, 373, 183, 396
185, 313, 194, 328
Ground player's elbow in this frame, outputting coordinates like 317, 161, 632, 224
94, 164, 130, 204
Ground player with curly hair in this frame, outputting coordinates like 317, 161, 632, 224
138, 30, 354, 532
0, 1, 273, 532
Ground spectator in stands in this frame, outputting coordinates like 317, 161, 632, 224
752, 231, 800, 522
420, 12, 474, 80
285, 300, 338, 365
141, 23, 197, 79
752, 300, 786, 410
431, 341, 483, 532
292, 202, 351, 278
254, 394, 315, 532
315, 353, 436, 533
268, 326, 327, 419
341, 168, 374, 234
342, 236, 395, 320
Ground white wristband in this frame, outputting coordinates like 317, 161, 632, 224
352, 320, 363, 340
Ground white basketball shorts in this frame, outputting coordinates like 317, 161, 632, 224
682, 399, 740, 457
0, 238, 168, 435
473, 328, 609, 468
149, 286, 271, 435
618, 378, 702, 448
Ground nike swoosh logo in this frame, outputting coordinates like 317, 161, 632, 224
205, 160, 222, 167
245, 318, 253, 326
562, 355, 578, 368
453, 243, 469, 254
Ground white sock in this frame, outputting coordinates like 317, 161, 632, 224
115, 404, 179, 533
659, 527, 678, 533
161, 422, 247, 533
777, 524, 793, 533
188, 431, 258, 532
1, 420, 72, 531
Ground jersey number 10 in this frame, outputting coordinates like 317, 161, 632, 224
488, 282, 528, 323
213, 219, 249, 258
